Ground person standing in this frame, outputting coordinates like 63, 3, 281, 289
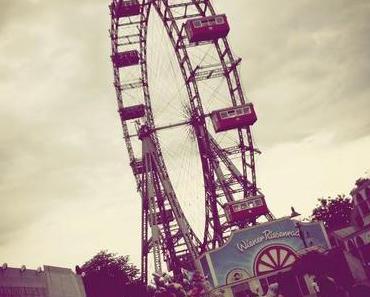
264, 283, 280, 297
311, 276, 321, 297
315, 274, 337, 297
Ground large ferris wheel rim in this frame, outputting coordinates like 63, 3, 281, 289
111, 0, 249, 147
110, 0, 259, 251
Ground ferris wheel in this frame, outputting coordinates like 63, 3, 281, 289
109, 0, 274, 284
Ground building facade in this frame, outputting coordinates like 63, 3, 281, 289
0, 265, 86, 297
330, 178, 370, 282
196, 217, 330, 297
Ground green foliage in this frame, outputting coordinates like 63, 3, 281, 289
355, 177, 370, 187
81, 250, 138, 282
310, 195, 353, 231
292, 250, 332, 275
80, 250, 143, 297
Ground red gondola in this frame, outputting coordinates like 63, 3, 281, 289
112, 50, 140, 68
210, 103, 257, 133
185, 14, 230, 43
118, 104, 145, 121
111, 0, 140, 18
224, 195, 268, 223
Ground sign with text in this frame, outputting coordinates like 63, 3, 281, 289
198, 218, 329, 287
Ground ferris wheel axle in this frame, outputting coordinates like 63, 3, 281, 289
128, 113, 212, 138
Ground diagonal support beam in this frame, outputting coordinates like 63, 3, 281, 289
139, 125, 201, 276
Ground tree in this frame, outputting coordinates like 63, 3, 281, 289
78, 250, 145, 297
292, 250, 354, 292
355, 177, 370, 188
292, 250, 332, 276
310, 195, 353, 231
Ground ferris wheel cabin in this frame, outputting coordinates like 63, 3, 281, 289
224, 195, 268, 223
112, 50, 140, 68
185, 14, 230, 43
210, 103, 257, 133
110, 0, 140, 18
118, 104, 145, 121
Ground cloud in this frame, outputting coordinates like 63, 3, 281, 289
259, 134, 370, 218
0, 0, 122, 248
218, 0, 370, 146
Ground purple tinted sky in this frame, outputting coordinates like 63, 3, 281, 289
0, 0, 369, 271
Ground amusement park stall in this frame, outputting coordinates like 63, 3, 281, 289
330, 179, 370, 282
197, 217, 330, 297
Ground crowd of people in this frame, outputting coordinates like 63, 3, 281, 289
151, 271, 212, 297
149, 271, 370, 297
263, 273, 370, 297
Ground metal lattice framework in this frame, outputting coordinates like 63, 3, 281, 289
109, 0, 274, 284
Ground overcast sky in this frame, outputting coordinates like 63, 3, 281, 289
0, 0, 369, 271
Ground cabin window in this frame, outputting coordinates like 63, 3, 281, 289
248, 202, 254, 208
243, 107, 251, 114
233, 205, 240, 212
227, 110, 236, 117
204, 18, 216, 27
194, 20, 202, 28
215, 16, 224, 25
240, 203, 247, 209
236, 108, 243, 115
220, 111, 228, 119
254, 199, 263, 206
